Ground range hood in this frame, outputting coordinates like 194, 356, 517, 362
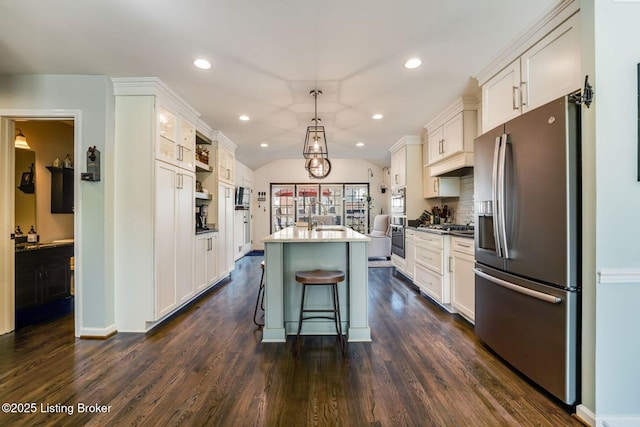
429, 152, 474, 177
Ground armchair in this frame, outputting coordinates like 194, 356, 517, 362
367, 214, 391, 259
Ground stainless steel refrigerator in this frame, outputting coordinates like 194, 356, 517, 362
474, 94, 580, 405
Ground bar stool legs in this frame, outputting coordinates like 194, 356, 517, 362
293, 269, 347, 357
253, 260, 266, 327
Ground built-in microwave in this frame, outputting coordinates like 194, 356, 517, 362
235, 186, 250, 210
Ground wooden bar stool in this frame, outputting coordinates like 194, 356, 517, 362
253, 260, 266, 327
294, 269, 346, 356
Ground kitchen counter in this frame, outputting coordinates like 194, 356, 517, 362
15, 241, 74, 252
261, 226, 371, 343
263, 225, 370, 243
195, 226, 219, 235
407, 226, 474, 238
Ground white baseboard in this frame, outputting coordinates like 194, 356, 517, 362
576, 404, 595, 426
78, 324, 117, 339
597, 415, 640, 427
576, 405, 640, 427
598, 268, 640, 284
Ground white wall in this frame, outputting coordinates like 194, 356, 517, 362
590, 1, 640, 423
252, 158, 388, 250
0, 74, 114, 336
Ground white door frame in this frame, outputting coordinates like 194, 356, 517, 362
0, 109, 82, 337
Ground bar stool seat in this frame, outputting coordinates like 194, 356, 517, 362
253, 260, 266, 327
294, 269, 346, 356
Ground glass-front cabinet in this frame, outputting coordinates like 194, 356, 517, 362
270, 183, 369, 233
157, 106, 195, 171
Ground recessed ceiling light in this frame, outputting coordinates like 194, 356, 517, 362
356, 142, 365, 147
260, 143, 269, 148
372, 114, 383, 120
404, 58, 422, 69
193, 58, 211, 70
239, 115, 250, 121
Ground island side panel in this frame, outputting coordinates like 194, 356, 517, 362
283, 242, 348, 336
263, 242, 286, 342
347, 241, 371, 342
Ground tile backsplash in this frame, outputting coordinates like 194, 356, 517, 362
439, 172, 474, 225
456, 173, 474, 225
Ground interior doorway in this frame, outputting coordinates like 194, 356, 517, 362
0, 114, 79, 336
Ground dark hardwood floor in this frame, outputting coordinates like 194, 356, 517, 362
0, 256, 583, 426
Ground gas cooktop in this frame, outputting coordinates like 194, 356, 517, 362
417, 224, 475, 235
419, 224, 473, 231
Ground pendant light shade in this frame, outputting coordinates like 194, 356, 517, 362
305, 157, 332, 179
303, 89, 331, 179
14, 129, 31, 150
302, 123, 328, 160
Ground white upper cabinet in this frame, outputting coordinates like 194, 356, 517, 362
214, 131, 236, 186
481, 60, 522, 132
481, 11, 581, 133
425, 98, 477, 176
390, 147, 406, 189
423, 174, 460, 199
156, 106, 196, 171
429, 111, 465, 164
520, 13, 581, 114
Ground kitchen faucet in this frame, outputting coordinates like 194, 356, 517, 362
307, 201, 328, 230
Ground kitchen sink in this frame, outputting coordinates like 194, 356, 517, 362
315, 225, 346, 232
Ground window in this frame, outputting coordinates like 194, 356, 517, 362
270, 183, 369, 233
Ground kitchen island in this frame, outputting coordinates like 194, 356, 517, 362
262, 225, 371, 343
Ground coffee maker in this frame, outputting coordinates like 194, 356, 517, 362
196, 205, 208, 231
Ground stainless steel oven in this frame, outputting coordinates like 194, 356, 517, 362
390, 215, 406, 258
390, 188, 406, 216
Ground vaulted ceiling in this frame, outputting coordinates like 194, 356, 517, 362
0, 0, 557, 169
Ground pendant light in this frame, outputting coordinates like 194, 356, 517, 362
303, 89, 331, 179
14, 129, 31, 150
306, 157, 332, 179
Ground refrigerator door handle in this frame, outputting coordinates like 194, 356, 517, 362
474, 268, 561, 304
497, 134, 510, 259
492, 136, 503, 257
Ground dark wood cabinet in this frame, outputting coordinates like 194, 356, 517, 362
46, 166, 74, 213
15, 244, 73, 310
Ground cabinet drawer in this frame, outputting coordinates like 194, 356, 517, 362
414, 232, 443, 249
415, 264, 443, 301
451, 236, 474, 256
415, 245, 442, 274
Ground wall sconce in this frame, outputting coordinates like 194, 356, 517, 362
14, 129, 32, 150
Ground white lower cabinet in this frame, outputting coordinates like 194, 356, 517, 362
411, 231, 453, 311
451, 236, 475, 323
195, 232, 218, 293
218, 183, 235, 279
391, 254, 406, 274
414, 263, 443, 301
405, 229, 416, 280
155, 162, 195, 319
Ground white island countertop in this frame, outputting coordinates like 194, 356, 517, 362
263, 225, 370, 243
